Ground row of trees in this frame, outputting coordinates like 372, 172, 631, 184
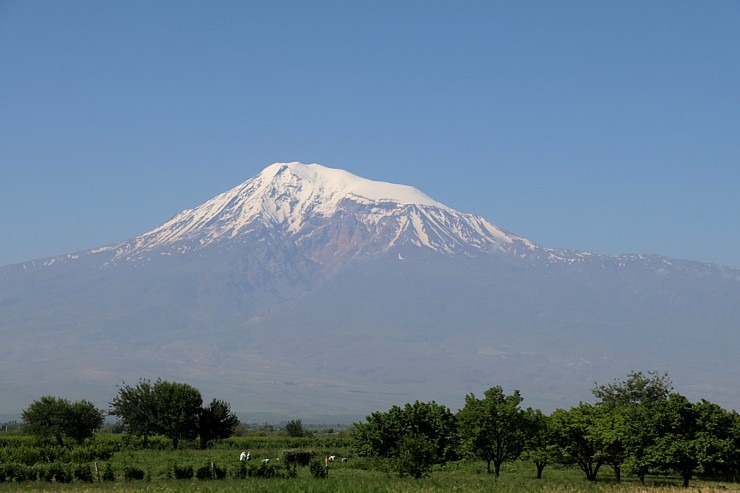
22, 378, 239, 450
352, 372, 740, 485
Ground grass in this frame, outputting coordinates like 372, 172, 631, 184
1, 438, 738, 492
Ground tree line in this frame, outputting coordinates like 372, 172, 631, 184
351, 371, 740, 485
22, 378, 239, 450
18, 371, 740, 486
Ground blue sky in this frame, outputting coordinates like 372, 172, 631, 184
1, 1, 739, 267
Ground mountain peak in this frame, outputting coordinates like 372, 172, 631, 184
259, 162, 448, 210
91, 162, 536, 262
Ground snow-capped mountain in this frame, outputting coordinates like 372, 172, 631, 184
96, 162, 537, 264
1, 162, 739, 420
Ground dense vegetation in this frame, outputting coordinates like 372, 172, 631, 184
2, 371, 739, 491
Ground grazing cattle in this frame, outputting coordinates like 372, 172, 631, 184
262, 458, 270, 464
239, 451, 247, 461
246, 452, 251, 461
341, 457, 348, 463
328, 455, 336, 462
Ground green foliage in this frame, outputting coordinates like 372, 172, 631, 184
309, 459, 328, 478
21, 395, 104, 446
592, 370, 673, 406
283, 449, 316, 466
198, 398, 239, 449
396, 433, 436, 478
285, 418, 307, 437
549, 402, 604, 481
111, 378, 203, 449
172, 462, 194, 479
102, 462, 116, 481
352, 400, 457, 463
457, 386, 527, 477
124, 464, 146, 480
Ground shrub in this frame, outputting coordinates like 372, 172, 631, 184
124, 464, 145, 481
247, 462, 280, 478
283, 449, 315, 466
172, 463, 193, 480
195, 464, 212, 480
74, 464, 94, 482
102, 463, 115, 481
233, 461, 247, 479
309, 459, 328, 479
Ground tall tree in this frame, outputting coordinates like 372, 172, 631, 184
152, 379, 202, 450
549, 403, 604, 481
456, 386, 527, 477
109, 379, 157, 447
198, 399, 239, 449
522, 407, 556, 479
592, 370, 673, 483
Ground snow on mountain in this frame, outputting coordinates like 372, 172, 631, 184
96, 162, 538, 262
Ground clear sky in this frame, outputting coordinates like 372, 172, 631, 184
1, 1, 738, 267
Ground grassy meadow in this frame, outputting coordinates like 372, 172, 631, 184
1, 435, 738, 493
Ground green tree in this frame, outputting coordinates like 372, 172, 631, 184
198, 399, 239, 449
110, 378, 203, 449
152, 379, 202, 449
65, 400, 106, 444
549, 402, 604, 481
285, 419, 306, 438
650, 394, 736, 487
109, 379, 158, 447
22, 396, 71, 446
22, 396, 104, 446
522, 408, 557, 479
592, 370, 673, 483
456, 386, 527, 477
352, 400, 457, 463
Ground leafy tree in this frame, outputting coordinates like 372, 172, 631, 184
22, 396, 104, 446
650, 394, 736, 487
549, 403, 604, 481
110, 378, 203, 449
109, 379, 158, 447
152, 379, 202, 449
592, 370, 673, 483
198, 399, 239, 449
22, 396, 69, 446
285, 419, 306, 438
456, 386, 527, 476
352, 400, 457, 463
522, 408, 557, 479
65, 400, 106, 445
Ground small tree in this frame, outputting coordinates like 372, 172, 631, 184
285, 419, 306, 438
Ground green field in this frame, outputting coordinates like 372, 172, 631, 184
1, 438, 738, 493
